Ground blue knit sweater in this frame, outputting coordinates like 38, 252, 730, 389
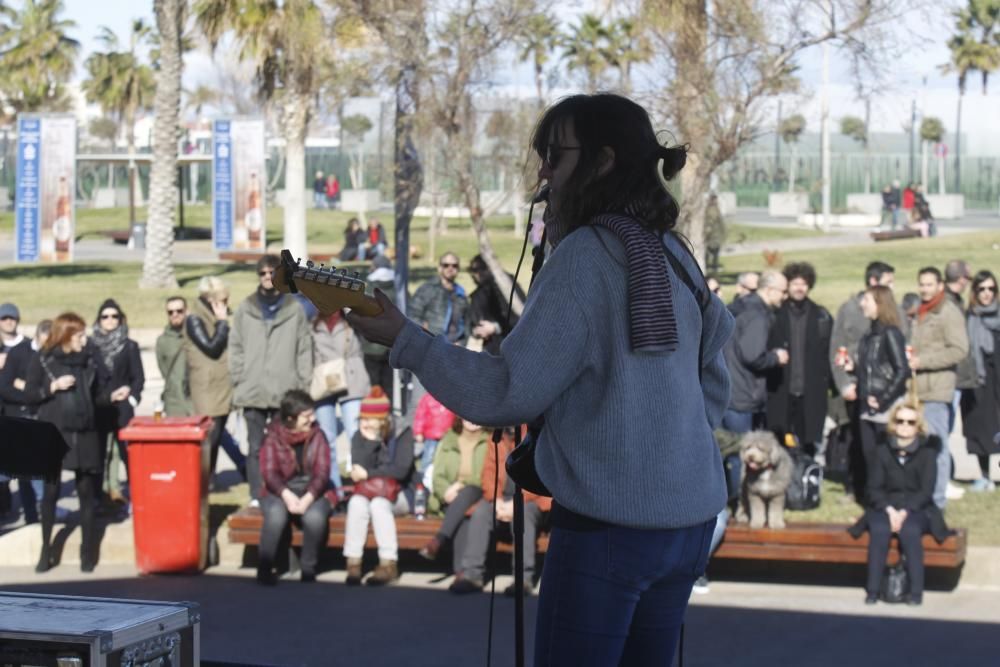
390, 227, 733, 529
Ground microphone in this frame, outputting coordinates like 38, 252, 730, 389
531, 186, 550, 204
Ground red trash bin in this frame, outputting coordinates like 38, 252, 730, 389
118, 416, 213, 574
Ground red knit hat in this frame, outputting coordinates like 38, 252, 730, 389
360, 386, 391, 419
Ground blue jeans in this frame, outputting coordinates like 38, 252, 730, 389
419, 438, 440, 472
922, 401, 951, 508
313, 192, 326, 209
534, 504, 715, 667
721, 409, 754, 434
18, 478, 44, 523
709, 506, 729, 554
315, 398, 362, 491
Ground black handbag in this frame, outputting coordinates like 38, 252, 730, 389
879, 557, 910, 603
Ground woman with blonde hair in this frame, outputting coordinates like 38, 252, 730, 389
185, 276, 243, 482
25, 312, 105, 572
849, 400, 950, 605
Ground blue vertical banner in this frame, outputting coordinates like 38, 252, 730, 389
14, 114, 75, 263
14, 117, 41, 262
212, 120, 233, 251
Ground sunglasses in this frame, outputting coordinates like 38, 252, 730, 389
894, 418, 917, 426
977, 285, 997, 293
0, 316, 16, 321
440, 262, 459, 269
258, 269, 275, 277
100, 313, 120, 321
167, 308, 185, 315
544, 144, 581, 170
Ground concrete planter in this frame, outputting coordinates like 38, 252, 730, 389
717, 192, 737, 216
797, 213, 880, 228
768, 192, 808, 217
412, 205, 471, 219
341, 189, 381, 212
845, 193, 883, 215
925, 194, 964, 220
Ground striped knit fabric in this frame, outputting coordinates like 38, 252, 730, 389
591, 214, 677, 353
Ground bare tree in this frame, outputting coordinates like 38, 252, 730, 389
638, 0, 914, 264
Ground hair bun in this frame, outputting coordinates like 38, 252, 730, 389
659, 145, 688, 181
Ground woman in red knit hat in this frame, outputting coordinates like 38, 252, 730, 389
342, 386, 415, 585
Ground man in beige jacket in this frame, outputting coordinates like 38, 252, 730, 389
910, 266, 969, 508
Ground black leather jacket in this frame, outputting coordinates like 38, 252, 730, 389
856, 321, 910, 412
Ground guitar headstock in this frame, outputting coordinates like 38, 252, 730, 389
274, 250, 383, 317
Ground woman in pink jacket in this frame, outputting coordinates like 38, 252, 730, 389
413, 391, 454, 472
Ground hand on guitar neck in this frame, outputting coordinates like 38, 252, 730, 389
275, 249, 406, 347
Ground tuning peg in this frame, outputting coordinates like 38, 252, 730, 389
296, 257, 303, 266
351, 271, 360, 279
306, 260, 315, 268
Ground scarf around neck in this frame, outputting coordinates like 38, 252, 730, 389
917, 290, 946, 322
591, 213, 678, 354
91, 323, 128, 372
968, 301, 1000, 384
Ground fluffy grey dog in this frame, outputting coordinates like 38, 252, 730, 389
735, 430, 793, 529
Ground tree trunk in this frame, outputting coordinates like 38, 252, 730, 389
534, 63, 544, 106
140, 0, 184, 289
954, 93, 962, 194
921, 140, 929, 189
392, 60, 423, 315
788, 145, 797, 193
282, 94, 310, 260
126, 107, 137, 225
938, 151, 946, 195
678, 153, 709, 268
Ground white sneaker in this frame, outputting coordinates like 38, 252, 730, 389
945, 482, 966, 500
249, 499, 260, 508
692, 575, 710, 595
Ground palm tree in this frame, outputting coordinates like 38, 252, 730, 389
920, 117, 946, 194
604, 17, 651, 94
195, 0, 334, 260
81, 20, 156, 225
561, 14, 614, 93
780, 114, 805, 194
88, 117, 119, 188
942, 4, 1000, 193
0, 0, 80, 112
515, 12, 560, 106
840, 115, 871, 193
140, 0, 187, 289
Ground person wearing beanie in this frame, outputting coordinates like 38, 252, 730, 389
92, 298, 144, 507
342, 386, 414, 586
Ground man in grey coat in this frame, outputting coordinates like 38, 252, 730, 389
230, 255, 313, 501
722, 270, 789, 433
409, 251, 469, 345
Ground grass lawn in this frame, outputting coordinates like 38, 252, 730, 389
714, 230, 1000, 312
725, 223, 826, 244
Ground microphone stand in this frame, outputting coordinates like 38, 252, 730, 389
512, 222, 547, 667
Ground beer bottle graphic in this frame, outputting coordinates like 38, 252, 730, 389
245, 171, 262, 246
53, 175, 72, 261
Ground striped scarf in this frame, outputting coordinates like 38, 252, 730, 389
591, 213, 677, 354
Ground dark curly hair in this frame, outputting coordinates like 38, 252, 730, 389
530, 93, 687, 238
783, 262, 817, 289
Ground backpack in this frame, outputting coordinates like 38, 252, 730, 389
823, 422, 852, 484
785, 449, 822, 510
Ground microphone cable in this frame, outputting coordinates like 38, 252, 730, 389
485, 185, 547, 667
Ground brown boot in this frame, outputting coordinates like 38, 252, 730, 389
345, 558, 363, 586
365, 559, 398, 586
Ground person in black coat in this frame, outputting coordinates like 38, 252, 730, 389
25, 312, 108, 572
840, 286, 910, 502
848, 401, 949, 605
91, 299, 144, 504
961, 270, 1000, 491
466, 254, 525, 355
766, 263, 833, 458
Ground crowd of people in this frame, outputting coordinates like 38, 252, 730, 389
703, 256, 996, 604
881, 180, 937, 237
0, 244, 994, 603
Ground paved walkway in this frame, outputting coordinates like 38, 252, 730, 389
0, 564, 995, 666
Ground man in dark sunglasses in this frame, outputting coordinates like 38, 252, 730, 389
409, 251, 469, 346
155, 296, 192, 418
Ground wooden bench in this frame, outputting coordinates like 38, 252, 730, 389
871, 228, 921, 242
227, 506, 550, 554
228, 510, 964, 572
714, 522, 967, 568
